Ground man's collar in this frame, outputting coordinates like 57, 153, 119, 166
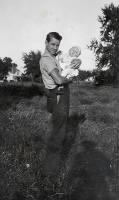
42, 49, 55, 58
42, 49, 59, 59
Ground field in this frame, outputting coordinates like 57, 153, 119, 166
0, 82, 119, 200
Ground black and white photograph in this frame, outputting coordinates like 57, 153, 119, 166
0, 0, 119, 199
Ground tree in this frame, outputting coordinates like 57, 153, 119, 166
0, 57, 13, 79
88, 3, 119, 84
0, 58, 4, 79
22, 50, 41, 81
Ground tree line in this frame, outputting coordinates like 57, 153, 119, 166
0, 57, 17, 80
0, 3, 119, 84
88, 3, 119, 85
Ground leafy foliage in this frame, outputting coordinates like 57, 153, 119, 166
22, 51, 41, 81
78, 70, 93, 81
94, 70, 114, 86
0, 57, 14, 79
88, 3, 119, 83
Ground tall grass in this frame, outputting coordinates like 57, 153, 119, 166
0, 82, 118, 199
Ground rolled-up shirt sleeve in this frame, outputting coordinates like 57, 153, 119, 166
40, 57, 57, 74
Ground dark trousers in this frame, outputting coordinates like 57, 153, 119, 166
42, 85, 70, 176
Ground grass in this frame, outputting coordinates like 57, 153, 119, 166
0, 82, 118, 199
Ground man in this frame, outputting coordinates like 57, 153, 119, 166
40, 32, 78, 176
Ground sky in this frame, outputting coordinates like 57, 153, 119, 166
0, 0, 119, 71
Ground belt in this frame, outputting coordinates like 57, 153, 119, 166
48, 86, 64, 95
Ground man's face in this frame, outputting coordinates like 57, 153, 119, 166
46, 37, 60, 56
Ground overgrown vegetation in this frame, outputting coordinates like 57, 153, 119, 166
0, 82, 118, 199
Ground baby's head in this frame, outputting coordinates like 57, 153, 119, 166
58, 46, 81, 64
68, 46, 81, 58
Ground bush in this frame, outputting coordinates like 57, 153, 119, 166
0, 83, 44, 97
0, 83, 45, 110
94, 70, 114, 86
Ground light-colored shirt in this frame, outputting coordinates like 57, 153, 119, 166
40, 50, 62, 89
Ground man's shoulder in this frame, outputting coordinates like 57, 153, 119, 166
40, 52, 55, 66
40, 56, 53, 65
41, 50, 51, 58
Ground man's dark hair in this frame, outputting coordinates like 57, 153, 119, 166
46, 32, 62, 42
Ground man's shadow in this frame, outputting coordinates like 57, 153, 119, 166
61, 113, 86, 161
41, 113, 86, 178
65, 140, 115, 200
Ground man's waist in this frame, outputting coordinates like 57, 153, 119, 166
47, 86, 64, 95
48, 86, 64, 91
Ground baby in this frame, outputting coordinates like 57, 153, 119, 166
56, 46, 82, 103
58, 46, 82, 78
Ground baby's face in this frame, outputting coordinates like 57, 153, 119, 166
68, 46, 81, 57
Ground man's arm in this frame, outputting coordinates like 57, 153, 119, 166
49, 68, 72, 86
